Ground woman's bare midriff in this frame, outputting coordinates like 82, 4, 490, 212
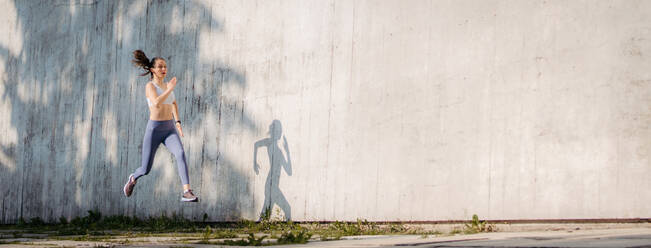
149, 104, 174, 120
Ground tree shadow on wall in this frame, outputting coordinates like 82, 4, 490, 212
0, 0, 255, 223
253, 120, 292, 221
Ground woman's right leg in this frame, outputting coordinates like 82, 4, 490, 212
125, 121, 164, 197
133, 123, 164, 179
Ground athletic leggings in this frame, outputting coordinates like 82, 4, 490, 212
133, 120, 189, 185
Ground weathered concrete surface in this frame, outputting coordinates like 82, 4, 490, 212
0, 0, 650, 223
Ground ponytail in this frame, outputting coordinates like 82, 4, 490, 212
132, 50, 164, 78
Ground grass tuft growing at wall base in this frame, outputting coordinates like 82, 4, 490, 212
1, 211, 494, 246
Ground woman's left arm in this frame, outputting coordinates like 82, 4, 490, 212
173, 101, 184, 137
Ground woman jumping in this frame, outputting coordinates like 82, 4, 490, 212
123, 50, 198, 202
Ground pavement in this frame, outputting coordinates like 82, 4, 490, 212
0, 224, 649, 247
288, 228, 651, 248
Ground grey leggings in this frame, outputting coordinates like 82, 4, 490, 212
133, 120, 189, 185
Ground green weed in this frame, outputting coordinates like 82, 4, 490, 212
201, 225, 212, 240
228, 233, 267, 246
276, 229, 312, 245
463, 214, 496, 234
58, 216, 68, 225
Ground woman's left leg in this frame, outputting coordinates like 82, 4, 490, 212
162, 130, 189, 186
163, 130, 198, 202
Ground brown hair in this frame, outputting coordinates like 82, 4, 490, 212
132, 50, 164, 78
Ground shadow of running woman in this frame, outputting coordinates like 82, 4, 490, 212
253, 120, 292, 221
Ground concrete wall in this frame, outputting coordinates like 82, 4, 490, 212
0, 0, 649, 223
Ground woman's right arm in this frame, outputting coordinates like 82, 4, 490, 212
146, 77, 177, 107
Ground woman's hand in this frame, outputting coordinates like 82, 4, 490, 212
168, 77, 177, 89
176, 122, 184, 137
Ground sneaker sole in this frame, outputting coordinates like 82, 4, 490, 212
181, 197, 198, 202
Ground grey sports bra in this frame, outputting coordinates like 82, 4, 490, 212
146, 83, 175, 107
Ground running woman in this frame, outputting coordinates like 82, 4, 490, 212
123, 50, 198, 202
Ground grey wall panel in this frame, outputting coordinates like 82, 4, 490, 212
0, 0, 649, 223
